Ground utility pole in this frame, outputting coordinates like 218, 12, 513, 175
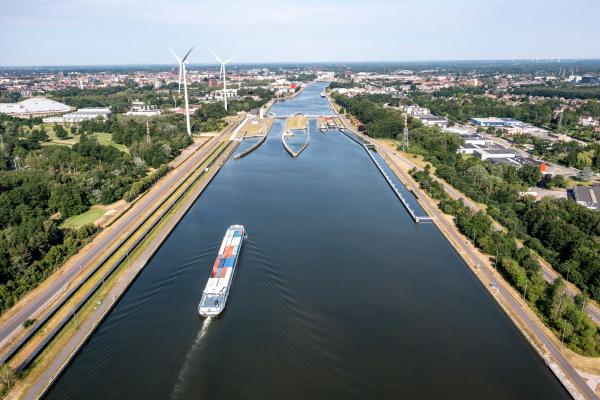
402, 113, 409, 151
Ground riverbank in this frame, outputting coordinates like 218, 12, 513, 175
0, 134, 216, 355
328, 94, 598, 399
1, 122, 245, 400
38, 81, 576, 400
11, 139, 240, 400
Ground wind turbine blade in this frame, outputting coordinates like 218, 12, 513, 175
181, 47, 194, 63
224, 56, 237, 64
209, 49, 223, 64
168, 46, 181, 63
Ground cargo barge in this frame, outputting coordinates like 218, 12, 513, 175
198, 225, 246, 317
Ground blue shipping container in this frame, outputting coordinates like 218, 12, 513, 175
223, 258, 235, 268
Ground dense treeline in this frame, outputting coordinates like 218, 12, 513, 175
0, 90, 22, 103
581, 100, 600, 118
410, 92, 570, 128
513, 85, 600, 100
404, 122, 600, 302
0, 113, 179, 315
329, 81, 356, 90
80, 114, 192, 168
341, 98, 600, 354
191, 91, 273, 132
50, 86, 141, 113
0, 223, 98, 313
332, 94, 403, 138
0, 137, 136, 313
412, 167, 600, 355
532, 139, 600, 171
123, 164, 170, 202
431, 86, 488, 97
288, 73, 317, 82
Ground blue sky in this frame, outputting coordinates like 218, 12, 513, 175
1, 0, 599, 65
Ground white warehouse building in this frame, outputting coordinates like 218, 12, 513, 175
0, 97, 72, 117
43, 107, 111, 124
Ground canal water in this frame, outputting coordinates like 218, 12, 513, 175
46, 82, 569, 399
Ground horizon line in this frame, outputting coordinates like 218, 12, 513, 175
2, 58, 600, 69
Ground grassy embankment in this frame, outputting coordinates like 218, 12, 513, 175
5, 141, 231, 399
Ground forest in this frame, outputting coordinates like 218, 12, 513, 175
0, 85, 274, 314
332, 94, 403, 138
0, 112, 191, 314
512, 85, 600, 100
0, 130, 145, 313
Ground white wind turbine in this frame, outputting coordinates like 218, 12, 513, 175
169, 46, 194, 136
210, 50, 237, 111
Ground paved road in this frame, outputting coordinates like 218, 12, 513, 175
0, 123, 237, 355
336, 113, 595, 399
23, 135, 242, 400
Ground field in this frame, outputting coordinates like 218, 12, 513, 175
35, 124, 129, 153
92, 132, 129, 153
61, 206, 107, 229
286, 115, 308, 131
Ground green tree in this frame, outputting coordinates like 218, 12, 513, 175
518, 164, 542, 186
54, 124, 68, 139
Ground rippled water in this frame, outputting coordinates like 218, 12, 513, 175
46, 83, 568, 400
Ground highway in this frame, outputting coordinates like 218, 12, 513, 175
0, 121, 239, 360
336, 113, 596, 400
23, 133, 241, 400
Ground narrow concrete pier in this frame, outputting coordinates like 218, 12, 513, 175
234, 133, 268, 159
282, 126, 311, 158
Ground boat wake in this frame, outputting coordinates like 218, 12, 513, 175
170, 317, 213, 399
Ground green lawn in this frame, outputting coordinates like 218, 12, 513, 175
92, 132, 129, 153
44, 126, 79, 146
61, 206, 106, 229
38, 125, 129, 153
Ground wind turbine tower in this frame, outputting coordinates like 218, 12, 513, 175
211, 50, 237, 111
169, 46, 194, 136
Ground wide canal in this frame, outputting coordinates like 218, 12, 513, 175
46, 83, 569, 399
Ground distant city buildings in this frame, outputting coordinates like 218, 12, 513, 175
126, 100, 161, 116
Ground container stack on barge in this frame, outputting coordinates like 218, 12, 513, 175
198, 225, 246, 317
